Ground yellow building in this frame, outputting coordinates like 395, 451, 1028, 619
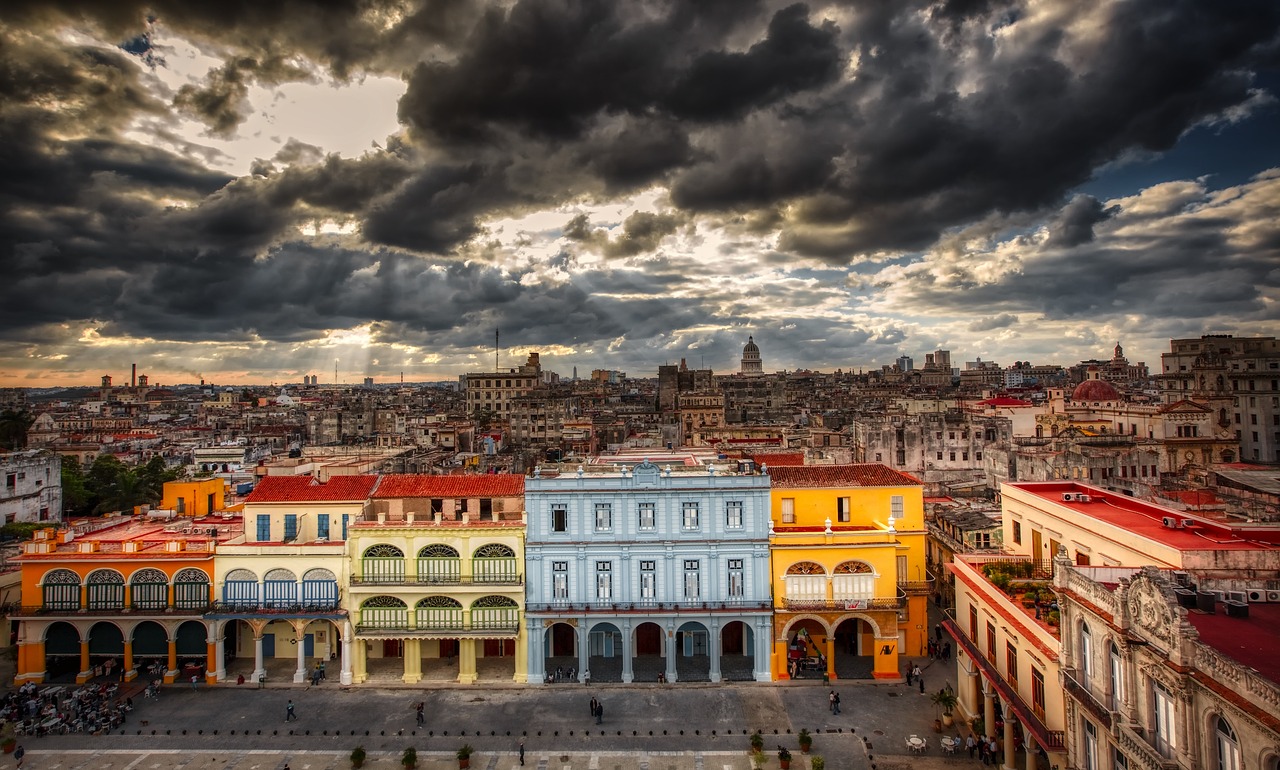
767, 464, 930, 681
347, 474, 527, 685
159, 477, 229, 517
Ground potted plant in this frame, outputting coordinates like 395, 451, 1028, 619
751, 751, 767, 770
750, 732, 765, 753
972, 717, 986, 738
798, 729, 812, 754
350, 746, 367, 768
778, 746, 793, 770
1, 721, 15, 754
932, 690, 959, 727
457, 744, 475, 769
810, 757, 824, 770
403, 746, 418, 769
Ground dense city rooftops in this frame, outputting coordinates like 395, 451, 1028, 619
245, 474, 379, 503
769, 464, 923, 488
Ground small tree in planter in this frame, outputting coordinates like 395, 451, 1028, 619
931, 690, 959, 727
402, 746, 418, 769
350, 745, 367, 768
457, 743, 475, 769
777, 746, 793, 770
810, 757, 825, 770
750, 750, 767, 770
750, 732, 765, 753
798, 729, 812, 754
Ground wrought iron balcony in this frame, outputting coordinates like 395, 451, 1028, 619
349, 574, 523, 586
10, 603, 212, 617
779, 596, 905, 611
205, 602, 346, 617
526, 600, 773, 614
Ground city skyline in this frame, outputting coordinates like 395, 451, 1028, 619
2, 1, 1280, 388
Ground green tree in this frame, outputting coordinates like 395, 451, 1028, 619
60, 456, 92, 517
86, 455, 164, 515
0, 409, 34, 450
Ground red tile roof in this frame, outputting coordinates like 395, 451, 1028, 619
748, 452, 806, 467
975, 397, 1033, 407
769, 464, 922, 488
373, 474, 525, 498
245, 475, 379, 503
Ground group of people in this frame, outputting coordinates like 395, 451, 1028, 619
965, 734, 1003, 765
2, 681, 132, 737
588, 696, 604, 724
547, 665, 577, 683
309, 661, 327, 686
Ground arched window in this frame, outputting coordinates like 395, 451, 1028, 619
1215, 717, 1240, 770
130, 568, 169, 611
42, 568, 81, 611
1079, 622, 1093, 683
223, 568, 260, 608
415, 596, 463, 630
833, 561, 876, 602
1108, 642, 1123, 711
359, 596, 407, 630
173, 567, 210, 610
473, 543, 518, 584
361, 544, 405, 583
784, 562, 827, 603
85, 569, 125, 610
471, 595, 519, 630
264, 568, 298, 607
302, 568, 338, 608
418, 544, 461, 584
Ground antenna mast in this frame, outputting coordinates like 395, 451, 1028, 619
495, 329, 500, 372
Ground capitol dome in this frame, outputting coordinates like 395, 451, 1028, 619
740, 336, 763, 375
1071, 366, 1120, 402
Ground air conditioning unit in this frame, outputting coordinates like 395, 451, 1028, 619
316, 537, 328, 543
1246, 589, 1268, 603
1172, 571, 1191, 586
1062, 493, 1074, 502
1161, 516, 1178, 528
1076, 494, 1091, 502
1227, 591, 1248, 603
1267, 591, 1280, 602
1181, 519, 1196, 528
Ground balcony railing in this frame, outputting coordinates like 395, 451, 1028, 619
10, 604, 211, 617
1062, 667, 1112, 728
899, 573, 936, 594
355, 615, 519, 635
350, 574, 523, 586
779, 596, 905, 611
526, 600, 772, 613
206, 602, 346, 616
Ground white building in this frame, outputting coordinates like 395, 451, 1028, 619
1, 451, 62, 523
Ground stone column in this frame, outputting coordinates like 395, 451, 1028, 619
165, 638, 178, 683
577, 621, 589, 683
123, 641, 135, 682
984, 685, 997, 738
294, 622, 308, 683
340, 621, 353, 686
621, 622, 634, 683
205, 636, 218, 683
514, 625, 528, 684
708, 620, 722, 683
402, 639, 422, 684
825, 635, 837, 680
458, 638, 478, 684
352, 637, 367, 684
774, 637, 790, 680
1024, 732, 1037, 770
252, 635, 266, 681
1003, 715, 1016, 770
756, 619, 773, 682
665, 625, 678, 683
968, 669, 981, 718
76, 639, 92, 684
214, 625, 226, 683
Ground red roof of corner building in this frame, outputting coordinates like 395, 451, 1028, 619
1006, 482, 1280, 550
245, 475, 379, 503
1186, 603, 1280, 684
373, 474, 525, 498
748, 452, 806, 467
769, 464, 923, 488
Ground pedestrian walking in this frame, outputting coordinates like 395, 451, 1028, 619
319, 660, 326, 680
416, 701, 425, 726
13, 744, 24, 768
828, 690, 837, 713
833, 691, 841, 715
191, 674, 199, 690
589, 696, 600, 720
595, 701, 603, 725
943, 642, 952, 661
906, 666, 913, 686
519, 739, 525, 766
966, 735, 977, 759
919, 677, 926, 694
286, 698, 296, 721
935, 623, 942, 641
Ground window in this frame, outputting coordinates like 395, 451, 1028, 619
1080, 623, 1093, 690
1153, 683, 1176, 758
728, 559, 744, 597
726, 501, 743, 528
969, 606, 978, 640
962, 451, 969, 461
937, 452, 944, 460
283, 514, 297, 542
1032, 668, 1046, 719
552, 562, 568, 599
1083, 720, 1099, 770
950, 451, 956, 461
256, 514, 270, 542
682, 502, 699, 529
1216, 717, 1240, 770
1114, 749, 1128, 770
891, 495, 904, 519
1109, 643, 1124, 711
1012, 521, 1022, 544
683, 559, 700, 598
640, 561, 656, 599
781, 498, 795, 523
551, 504, 567, 533
596, 561, 612, 599
637, 502, 655, 530
837, 497, 850, 522
986, 622, 997, 662
341, 514, 349, 541
594, 503, 612, 531
1006, 643, 1018, 689
316, 514, 330, 540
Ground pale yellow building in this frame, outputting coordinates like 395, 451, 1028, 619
767, 464, 931, 681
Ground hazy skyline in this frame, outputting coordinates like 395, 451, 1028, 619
2, 0, 1279, 388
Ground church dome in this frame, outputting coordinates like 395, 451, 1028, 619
743, 336, 759, 354
1071, 366, 1120, 402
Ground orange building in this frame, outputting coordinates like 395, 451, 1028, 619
12, 513, 242, 685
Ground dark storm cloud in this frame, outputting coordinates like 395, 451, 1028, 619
1046, 195, 1118, 248
969, 314, 1019, 332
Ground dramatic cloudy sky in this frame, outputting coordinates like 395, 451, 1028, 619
2, 0, 1279, 387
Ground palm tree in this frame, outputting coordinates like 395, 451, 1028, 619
0, 409, 34, 450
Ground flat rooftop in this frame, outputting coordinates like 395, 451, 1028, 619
1006, 482, 1280, 551
1187, 601, 1280, 684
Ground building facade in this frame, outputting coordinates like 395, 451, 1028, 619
1, 450, 62, 524
523, 462, 773, 684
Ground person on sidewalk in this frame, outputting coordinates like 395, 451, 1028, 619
906, 666, 914, 686
833, 691, 841, 715
13, 744, 24, 769
589, 696, 600, 720
595, 701, 603, 725
416, 701, 425, 726
286, 699, 296, 722
919, 677, 926, 694
519, 739, 525, 766
829, 690, 837, 713
966, 735, 977, 759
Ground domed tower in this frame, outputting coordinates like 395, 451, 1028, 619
740, 336, 764, 376
1071, 365, 1121, 403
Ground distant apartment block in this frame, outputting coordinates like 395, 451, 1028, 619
1, 450, 62, 523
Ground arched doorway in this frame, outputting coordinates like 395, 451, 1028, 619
176, 620, 208, 678
587, 622, 622, 682
132, 620, 168, 678
417, 596, 463, 681
833, 616, 876, 679
719, 620, 755, 681
87, 621, 124, 681
543, 622, 577, 682
472, 596, 517, 681
44, 621, 81, 682
784, 618, 828, 680
359, 596, 407, 681
675, 621, 710, 682
631, 621, 664, 682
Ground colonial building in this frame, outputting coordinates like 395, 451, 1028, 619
462, 353, 543, 423
767, 464, 929, 681
347, 474, 527, 685
1055, 564, 1280, 770
523, 462, 773, 684
1, 450, 62, 524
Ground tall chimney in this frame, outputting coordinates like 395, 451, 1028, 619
132, 363, 136, 388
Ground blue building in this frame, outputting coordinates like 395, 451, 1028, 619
524, 461, 773, 683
